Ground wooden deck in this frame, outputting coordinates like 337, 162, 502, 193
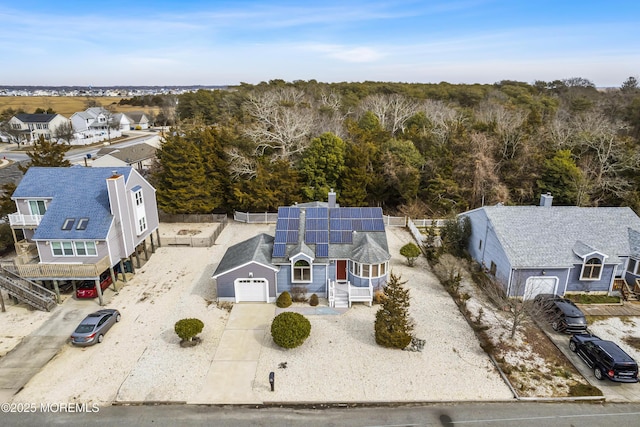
577, 302, 640, 316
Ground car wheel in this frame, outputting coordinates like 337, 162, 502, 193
116, 314, 121, 322
97, 334, 104, 344
569, 341, 577, 352
551, 321, 559, 331
594, 367, 604, 380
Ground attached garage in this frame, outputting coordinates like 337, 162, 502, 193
234, 278, 269, 303
524, 276, 558, 299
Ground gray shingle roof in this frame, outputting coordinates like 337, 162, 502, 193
96, 143, 156, 164
12, 166, 132, 240
15, 113, 60, 123
213, 233, 275, 277
479, 205, 640, 268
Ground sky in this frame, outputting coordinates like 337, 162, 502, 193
1, 0, 639, 87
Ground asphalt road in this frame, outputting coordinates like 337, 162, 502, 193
3, 402, 640, 427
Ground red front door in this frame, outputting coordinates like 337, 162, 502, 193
336, 260, 347, 281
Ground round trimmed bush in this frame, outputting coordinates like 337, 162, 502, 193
309, 293, 319, 306
276, 291, 292, 308
174, 318, 204, 341
271, 312, 311, 349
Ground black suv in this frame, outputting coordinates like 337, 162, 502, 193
532, 294, 588, 333
569, 333, 639, 382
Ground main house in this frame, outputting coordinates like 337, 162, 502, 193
70, 107, 122, 144
461, 193, 640, 299
213, 193, 390, 308
3, 166, 160, 309
7, 113, 70, 144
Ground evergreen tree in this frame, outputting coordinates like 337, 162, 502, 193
339, 141, 370, 206
537, 149, 585, 206
19, 135, 71, 172
153, 132, 214, 214
300, 132, 346, 201
192, 126, 231, 212
375, 273, 414, 349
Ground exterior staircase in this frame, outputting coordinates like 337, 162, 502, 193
333, 285, 349, 308
620, 279, 640, 302
0, 267, 57, 311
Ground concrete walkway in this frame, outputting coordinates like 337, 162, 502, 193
191, 304, 275, 404
0, 293, 114, 402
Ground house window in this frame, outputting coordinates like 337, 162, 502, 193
581, 258, 602, 280
293, 260, 311, 282
489, 261, 497, 276
51, 241, 97, 257
62, 218, 75, 230
76, 218, 89, 230
372, 264, 379, 277
134, 190, 143, 206
629, 258, 639, 276
29, 200, 46, 215
362, 264, 370, 277
479, 240, 483, 250
138, 216, 147, 234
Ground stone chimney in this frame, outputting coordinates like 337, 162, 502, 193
328, 189, 336, 208
540, 192, 553, 207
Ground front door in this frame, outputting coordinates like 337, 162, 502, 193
336, 260, 347, 281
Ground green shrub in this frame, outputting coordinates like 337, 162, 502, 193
276, 291, 292, 308
309, 293, 319, 306
174, 318, 204, 341
271, 312, 311, 348
399, 242, 421, 266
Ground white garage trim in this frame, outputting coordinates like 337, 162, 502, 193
234, 278, 269, 303
524, 276, 558, 300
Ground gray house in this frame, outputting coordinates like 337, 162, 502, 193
4, 166, 160, 307
213, 194, 390, 308
461, 194, 640, 299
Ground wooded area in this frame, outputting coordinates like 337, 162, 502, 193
151, 77, 640, 217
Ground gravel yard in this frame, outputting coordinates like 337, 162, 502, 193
8, 222, 513, 405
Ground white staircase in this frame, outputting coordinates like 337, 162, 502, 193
333, 285, 349, 308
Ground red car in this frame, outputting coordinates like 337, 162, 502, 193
75, 272, 113, 299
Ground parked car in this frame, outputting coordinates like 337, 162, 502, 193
532, 294, 588, 333
75, 270, 113, 299
70, 309, 121, 346
569, 333, 639, 382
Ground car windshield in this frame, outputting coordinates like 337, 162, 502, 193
74, 324, 95, 333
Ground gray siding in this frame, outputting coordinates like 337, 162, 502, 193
463, 209, 512, 287
349, 273, 387, 289
215, 263, 277, 298
276, 264, 328, 297
566, 264, 615, 293
36, 238, 112, 267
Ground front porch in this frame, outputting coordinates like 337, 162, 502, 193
328, 280, 373, 308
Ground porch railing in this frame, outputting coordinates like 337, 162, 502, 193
0, 256, 111, 280
9, 213, 43, 227
348, 282, 373, 307
328, 279, 335, 308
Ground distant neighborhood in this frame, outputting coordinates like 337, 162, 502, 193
0, 85, 226, 98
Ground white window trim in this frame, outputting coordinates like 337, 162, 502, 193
580, 257, 603, 281
349, 260, 388, 278
51, 241, 98, 257
292, 259, 312, 283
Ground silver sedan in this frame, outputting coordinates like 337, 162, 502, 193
70, 309, 121, 346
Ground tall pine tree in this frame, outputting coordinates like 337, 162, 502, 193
374, 273, 414, 349
19, 135, 71, 172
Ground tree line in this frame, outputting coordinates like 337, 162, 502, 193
150, 77, 640, 217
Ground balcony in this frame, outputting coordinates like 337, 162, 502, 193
9, 213, 43, 228
0, 256, 112, 280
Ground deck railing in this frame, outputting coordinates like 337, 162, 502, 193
0, 256, 111, 280
9, 213, 43, 227
348, 282, 373, 307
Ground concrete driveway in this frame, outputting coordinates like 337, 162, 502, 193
0, 296, 112, 402
543, 325, 640, 402
191, 303, 275, 404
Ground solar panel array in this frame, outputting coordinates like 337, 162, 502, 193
272, 206, 385, 258
272, 206, 301, 257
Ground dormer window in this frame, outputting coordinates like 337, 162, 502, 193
62, 218, 75, 230
581, 257, 603, 280
293, 259, 311, 282
76, 218, 89, 230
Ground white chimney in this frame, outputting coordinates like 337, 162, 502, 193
540, 192, 553, 207
328, 189, 336, 208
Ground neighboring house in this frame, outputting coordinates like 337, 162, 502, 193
70, 107, 122, 144
7, 113, 70, 144
213, 192, 390, 308
112, 113, 132, 131
91, 142, 157, 173
5, 166, 161, 306
126, 111, 151, 130
460, 193, 640, 299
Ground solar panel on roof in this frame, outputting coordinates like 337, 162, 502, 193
330, 230, 342, 243
273, 243, 286, 257
316, 243, 329, 257
279, 207, 289, 217
373, 218, 385, 230
286, 230, 298, 243
305, 230, 316, 243
275, 230, 287, 243
317, 231, 328, 243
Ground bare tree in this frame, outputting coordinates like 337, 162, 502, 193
469, 132, 509, 207
226, 147, 257, 180
360, 94, 419, 136
479, 273, 534, 340
243, 88, 315, 161
53, 121, 75, 144
475, 101, 528, 160
419, 99, 466, 145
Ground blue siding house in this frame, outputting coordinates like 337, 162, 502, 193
213, 193, 390, 308
461, 194, 640, 299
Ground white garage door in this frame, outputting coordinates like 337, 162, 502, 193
234, 278, 268, 302
524, 276, 558, 300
